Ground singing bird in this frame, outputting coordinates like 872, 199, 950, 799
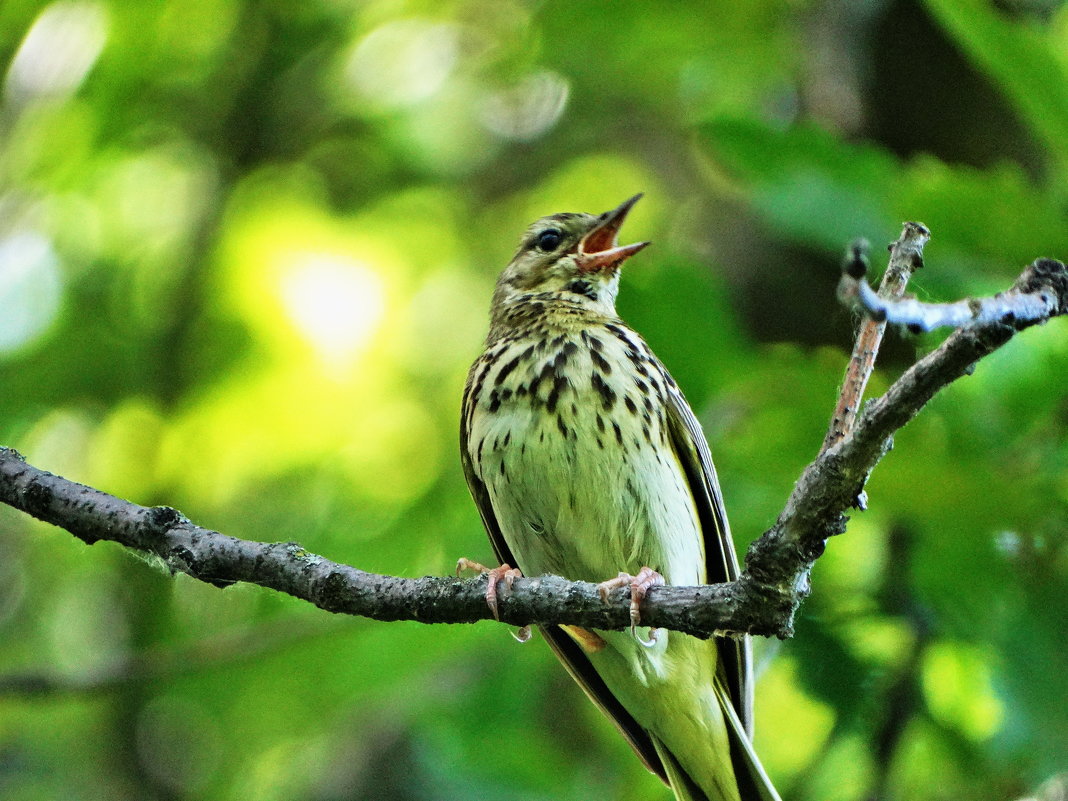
460, 195, 779, 801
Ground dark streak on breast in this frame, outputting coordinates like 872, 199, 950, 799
591, 372, 616, 411
530, 361, 554, 396
552, 344, 574, 372
547, 374, 569, 413
604, 323, 633, 347
591, 348, 612, 375
494, 355, 521, 386
556, 415, 570, 438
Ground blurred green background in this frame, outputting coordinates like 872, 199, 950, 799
1, 1, 1066, 799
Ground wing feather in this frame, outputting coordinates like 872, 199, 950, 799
663, 379, 754, 736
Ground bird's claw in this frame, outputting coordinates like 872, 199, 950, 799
456, 557, 523, 624
596, 566, 665, 643
636, 627, 661, 648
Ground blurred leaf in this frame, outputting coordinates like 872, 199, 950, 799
925, 0, 1068, 179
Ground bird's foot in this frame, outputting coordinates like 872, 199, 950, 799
455, 558, 529, 640
596, 567, 665, 647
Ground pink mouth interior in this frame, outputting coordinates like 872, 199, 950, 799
581, 224, 619, 254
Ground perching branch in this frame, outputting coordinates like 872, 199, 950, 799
1, 228, 1065, 641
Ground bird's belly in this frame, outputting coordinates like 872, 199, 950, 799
470, 389, 706, 588
473, 394, 735, 792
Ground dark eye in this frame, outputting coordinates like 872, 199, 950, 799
534, 229, 563, 252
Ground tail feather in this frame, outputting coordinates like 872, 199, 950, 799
653, 741, 718, 801
719, 684, 781, 801
652, 682, 781, 801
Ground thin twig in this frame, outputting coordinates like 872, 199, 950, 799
847, 256, 1065, 331
823, 222, 930, 453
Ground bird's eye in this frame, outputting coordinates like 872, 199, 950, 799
534, 229, 563, 252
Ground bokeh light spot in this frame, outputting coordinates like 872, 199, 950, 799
479, 71, 570, 142
344, 19, 458, 111
921, 641, 1004, 741
755, 657, 835, 778
4, 1, 108, 104
0, 230, 63, 355
278, 253, 386, 367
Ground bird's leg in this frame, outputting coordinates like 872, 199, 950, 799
597, 567, 665, 647
455, 558, 528, 639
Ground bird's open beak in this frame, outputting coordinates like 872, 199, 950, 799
576, 194, 650, 274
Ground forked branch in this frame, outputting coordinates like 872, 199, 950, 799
823, 221, 929, 452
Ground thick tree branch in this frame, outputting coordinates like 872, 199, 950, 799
1, 232, 1065, 641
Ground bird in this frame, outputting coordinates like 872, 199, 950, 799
459, 194, 780, 801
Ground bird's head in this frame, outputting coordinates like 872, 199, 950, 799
490, 194, 649, 323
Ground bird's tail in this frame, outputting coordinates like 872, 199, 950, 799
653, 686, 781, 801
